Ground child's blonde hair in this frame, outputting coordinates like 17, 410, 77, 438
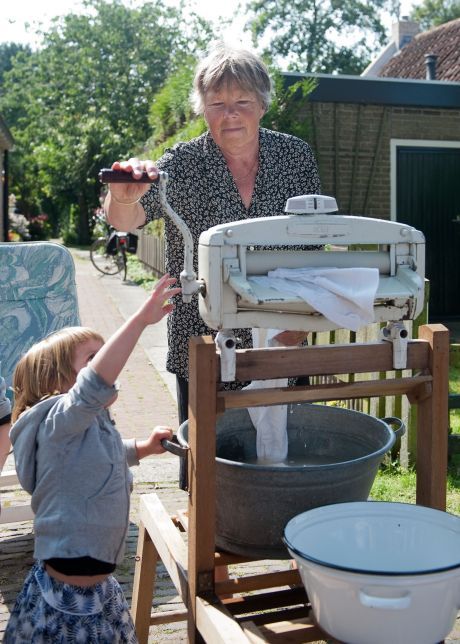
12, 327, 104, 422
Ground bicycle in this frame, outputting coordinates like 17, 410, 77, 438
90, 213, 137, 281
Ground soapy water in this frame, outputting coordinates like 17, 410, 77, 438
216, 423, 369, 467
242, 453, 349, 467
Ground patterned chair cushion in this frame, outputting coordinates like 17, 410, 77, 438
0, 242, 80, 393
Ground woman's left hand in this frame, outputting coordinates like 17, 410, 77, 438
273, 330, 309, 346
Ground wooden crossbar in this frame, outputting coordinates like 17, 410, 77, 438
218, 375, 433, 410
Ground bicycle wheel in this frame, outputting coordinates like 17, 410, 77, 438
90, 238, 124, 275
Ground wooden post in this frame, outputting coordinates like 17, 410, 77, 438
416, 324, 449, 510
131, 523, 158, 644
188, 336, 218, 643
408, 280, 431, 465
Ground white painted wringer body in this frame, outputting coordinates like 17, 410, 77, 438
157, 172, 426, 374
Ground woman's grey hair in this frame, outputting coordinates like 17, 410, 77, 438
192, 44, 273, 115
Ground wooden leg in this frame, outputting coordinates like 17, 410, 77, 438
188, 337, 218, 643
131, 522, 159, 644
417, 324, 449, 510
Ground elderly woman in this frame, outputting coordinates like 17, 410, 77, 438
105, 44, 321, 427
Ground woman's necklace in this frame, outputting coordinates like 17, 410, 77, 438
230, 155, 259, 182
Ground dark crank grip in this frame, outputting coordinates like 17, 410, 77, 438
98, 168, 159, 184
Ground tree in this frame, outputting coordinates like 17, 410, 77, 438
0, 0, 211, 244
0, 42, 31, 88
245, 0, 396, 74
148, 56, 202, 146
261, 69, 317, 140
145, 55, 208, 162
411, 0, 460, 30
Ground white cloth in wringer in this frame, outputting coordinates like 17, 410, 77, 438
243, 329, 288, 463
250, 266, 379, 332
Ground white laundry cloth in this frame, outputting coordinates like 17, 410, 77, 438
250, 267, 380, 332
244, 329, 288, 463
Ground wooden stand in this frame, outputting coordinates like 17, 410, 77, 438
131, 324, 449, 643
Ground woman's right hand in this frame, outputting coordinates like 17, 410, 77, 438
108, 158, 159, 204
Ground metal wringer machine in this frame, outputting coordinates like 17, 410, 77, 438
100, 170, 449, 643
195, 193, 425, 374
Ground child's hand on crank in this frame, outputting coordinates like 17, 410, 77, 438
139, 274, 181, 326
136, 426, 174, 459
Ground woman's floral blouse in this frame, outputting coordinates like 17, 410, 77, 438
141, 127, 321, 380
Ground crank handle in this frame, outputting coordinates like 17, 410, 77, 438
98, 169, 160, 184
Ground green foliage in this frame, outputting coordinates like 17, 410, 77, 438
146, 116, 207, 162
262, 70, 317, 140
0, 42, 31, 88
449, 362, 460, 434
60, 203, 81, 246
143, 219, 165, 238
125, 255, 160, 290
144, 55, 208, 161
371, 464, 417, 503
411, 0, 460, 30
245, 0, 395, 74
0, 0, 211, 244
372, 462, 460, 515
148, 57, 197, 143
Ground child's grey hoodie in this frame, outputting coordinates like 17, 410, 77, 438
10, 366, 139, 565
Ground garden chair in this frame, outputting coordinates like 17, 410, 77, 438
0, 241, 80, 524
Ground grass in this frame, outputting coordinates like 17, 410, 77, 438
371, 461, 460, 515
126, 255, 460, 516
451, 410, 460, 434
126, 255, 160, 290
449, 363, 460, 435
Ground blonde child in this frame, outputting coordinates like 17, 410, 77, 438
5, 273, 180, 643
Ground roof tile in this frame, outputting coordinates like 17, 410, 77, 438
379, 18, 460, 82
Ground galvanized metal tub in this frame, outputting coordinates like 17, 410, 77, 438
177, 404, 403, 559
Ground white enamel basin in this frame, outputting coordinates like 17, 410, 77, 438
284, 501, 460, 644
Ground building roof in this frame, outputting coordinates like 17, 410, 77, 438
378, 18, 460, 82
283, 72, 460, 109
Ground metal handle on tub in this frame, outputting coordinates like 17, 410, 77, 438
381, 417, 406, 441
161, 435, 189, 458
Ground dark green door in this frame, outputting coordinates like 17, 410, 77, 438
396, 146, 460, 319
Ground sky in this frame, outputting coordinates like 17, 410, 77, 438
0, 0, 250, 48
1, 0, 416, 50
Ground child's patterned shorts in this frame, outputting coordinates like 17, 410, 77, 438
4, 561, 138, 643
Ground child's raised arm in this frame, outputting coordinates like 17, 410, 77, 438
91, 274, 181, 386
